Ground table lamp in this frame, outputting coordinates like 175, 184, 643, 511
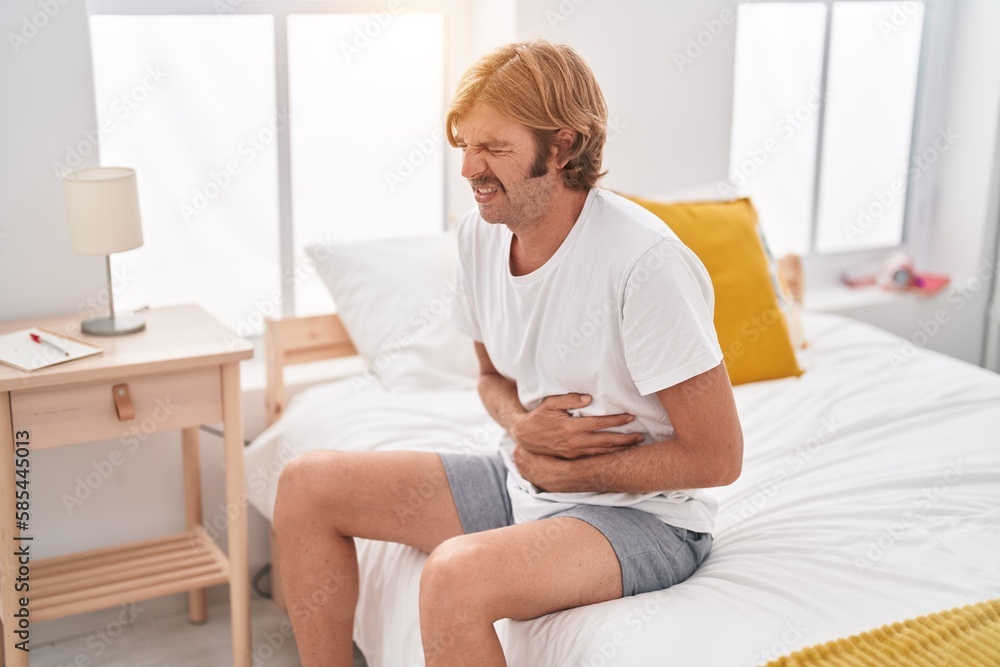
62, 166, 146, 335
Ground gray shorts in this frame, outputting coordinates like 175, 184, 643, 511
438, 452, 712, 597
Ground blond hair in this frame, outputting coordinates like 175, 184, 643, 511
446, 40, 608, 191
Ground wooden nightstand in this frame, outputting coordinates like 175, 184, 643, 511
0, 305, 254, 667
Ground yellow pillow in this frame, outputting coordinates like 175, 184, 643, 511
623, 194, 803, 385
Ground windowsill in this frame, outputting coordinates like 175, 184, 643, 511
804, 283, 913, 312
804, 278, 971, 315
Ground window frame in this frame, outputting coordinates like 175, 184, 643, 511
735, 0, 948, 282
85, 0, 468, 317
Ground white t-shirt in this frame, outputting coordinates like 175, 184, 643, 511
449, 188, 724, 533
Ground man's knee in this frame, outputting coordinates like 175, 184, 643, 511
273, 451, 336, 537
420, 535, 495, 617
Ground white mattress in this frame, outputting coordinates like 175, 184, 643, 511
244, 312, 1000, 666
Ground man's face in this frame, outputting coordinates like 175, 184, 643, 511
454, 104, 559, 229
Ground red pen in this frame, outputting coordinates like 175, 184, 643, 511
30, 332, 70, 357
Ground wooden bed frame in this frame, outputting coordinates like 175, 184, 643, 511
263, 312, 359, 610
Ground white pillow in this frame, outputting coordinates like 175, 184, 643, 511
305, 234, 480, 391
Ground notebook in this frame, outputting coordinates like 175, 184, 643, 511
0, 327, 103, 372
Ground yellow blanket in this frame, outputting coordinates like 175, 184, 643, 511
765, 598, 1000, 666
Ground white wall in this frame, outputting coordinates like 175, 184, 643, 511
0, 0, 106, 319
984, 111, 1000, 371
927, 1, 1000, 281
516, 0, 736, 195
922, 0, 1000, 365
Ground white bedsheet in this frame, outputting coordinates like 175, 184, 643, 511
244, 312, 1000, 666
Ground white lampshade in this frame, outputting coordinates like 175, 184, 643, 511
62, 166, 143, 255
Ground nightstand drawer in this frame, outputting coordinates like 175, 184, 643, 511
10, 367, 223, 449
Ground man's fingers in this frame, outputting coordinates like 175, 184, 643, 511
542, 393, 592, 410
573, 413, 636, 430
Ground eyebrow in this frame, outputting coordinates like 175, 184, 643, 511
456, 137, 514, 149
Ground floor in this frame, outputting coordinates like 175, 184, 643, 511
29, 595, 368, 667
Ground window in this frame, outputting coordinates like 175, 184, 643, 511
730, 1, 927, 257
86, 0, 458, 335
89, 14, 281, 334
287, 13, 445, 315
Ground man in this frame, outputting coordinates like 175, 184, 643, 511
274, 40, 743, 667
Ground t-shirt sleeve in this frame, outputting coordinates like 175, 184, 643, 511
622, 239, 724, 395
448, 217, 483, 343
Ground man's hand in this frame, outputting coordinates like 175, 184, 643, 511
510, 393, 644, 459
474, 342, 643, 462
476, 337, 742, 493
512, 444, 571, 492
511, 440, 641, 493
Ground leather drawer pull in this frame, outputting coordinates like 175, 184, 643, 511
112, 384, 135, 421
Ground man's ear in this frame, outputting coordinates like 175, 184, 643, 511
552, 128, 578, 169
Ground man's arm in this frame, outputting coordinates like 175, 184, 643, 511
475, 342, 644, 459
475, 341, 528, 431
513, 362, 744, 493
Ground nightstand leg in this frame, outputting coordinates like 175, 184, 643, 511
222, 364, 251, 667
182, 427, 208, 624
0, 393, 27, 667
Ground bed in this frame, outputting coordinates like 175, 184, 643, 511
244, 234, 1000, 666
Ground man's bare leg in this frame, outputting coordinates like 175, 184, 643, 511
419, 516, 623, 666
273, 450, 465, 667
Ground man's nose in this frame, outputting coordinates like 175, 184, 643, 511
461, 148, 485, 180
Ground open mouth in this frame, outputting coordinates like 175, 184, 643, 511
472, 181, 502, 204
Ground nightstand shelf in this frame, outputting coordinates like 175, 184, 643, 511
32, 526, 229, 623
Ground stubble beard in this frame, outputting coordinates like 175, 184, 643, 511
476, 170, 558, 234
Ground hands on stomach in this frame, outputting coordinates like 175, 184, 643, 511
510, 393, 644, 460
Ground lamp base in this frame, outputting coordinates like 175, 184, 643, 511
81, 313, 146, 336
